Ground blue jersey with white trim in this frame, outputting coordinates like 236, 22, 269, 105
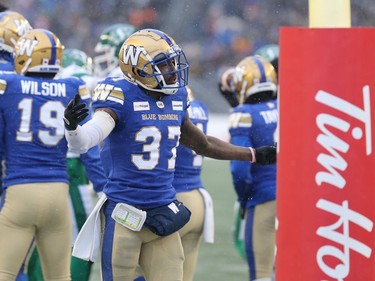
92, 77, 188, 209
173, 98, 208, 192
229, 100, 278, 207
0, 73, 90, 188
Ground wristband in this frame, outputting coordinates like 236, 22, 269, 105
249, 147, 256, 163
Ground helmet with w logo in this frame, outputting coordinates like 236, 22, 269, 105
14, 28, 64, 75
0, 11, 32, 54
119, 29, 189, 95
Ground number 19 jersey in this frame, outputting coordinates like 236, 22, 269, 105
0, 73, 90, 188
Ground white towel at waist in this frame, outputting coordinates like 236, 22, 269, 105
72, 194, 107, 262
199, 188, 215, 243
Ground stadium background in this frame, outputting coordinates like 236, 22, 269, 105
3, 0, 375, 280
5, 0, 375, 114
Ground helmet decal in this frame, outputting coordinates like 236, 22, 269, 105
121, 45, 143, 66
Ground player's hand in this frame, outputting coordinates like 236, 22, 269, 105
255, 145, 277, 165
63, 94, 88, 130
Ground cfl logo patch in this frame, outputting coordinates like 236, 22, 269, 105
122, 45, 143, 66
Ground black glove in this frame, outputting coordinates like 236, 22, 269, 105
255, 146, 277, 165
63, 94, 89, 130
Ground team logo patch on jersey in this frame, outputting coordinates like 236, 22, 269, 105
156, 101, 165, 108
133, 101, 150, 111
172, 101, 183, 111
229, 112, 253, 128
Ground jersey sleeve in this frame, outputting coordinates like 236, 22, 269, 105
228, 108, 254, 138
91, 79, 125, 121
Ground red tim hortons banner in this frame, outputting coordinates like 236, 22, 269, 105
276, 28, 375, 281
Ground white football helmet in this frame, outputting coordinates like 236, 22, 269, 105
93, 23, 136, 77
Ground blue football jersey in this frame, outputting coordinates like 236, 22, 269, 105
173, 99, 208, 192
92, 77, 188, 209
229, 100, 278, 207
0, 52, 15, 73
0, 51, 14, 192
0, 73, 91, 188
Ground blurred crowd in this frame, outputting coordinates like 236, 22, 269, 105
5, 0, 375, 112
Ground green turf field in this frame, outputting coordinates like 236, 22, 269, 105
89, 159, 248, 281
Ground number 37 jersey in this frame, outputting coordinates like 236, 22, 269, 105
92, 77, 188, 209
0, 73, 90, 188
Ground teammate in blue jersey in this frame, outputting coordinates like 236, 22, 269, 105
65, 29, 276, 281
0, 11, 32, 198
174, 86, 213, 281
228, 55, 278, 281
0, 29, 92, 280
26, 48, 108, 281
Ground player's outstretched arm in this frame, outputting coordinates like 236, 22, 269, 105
180, 115, 276, 165
64, 95, 116, 154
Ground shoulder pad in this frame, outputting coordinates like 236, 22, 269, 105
229, 112, 252, 128
92, 82, 124, 105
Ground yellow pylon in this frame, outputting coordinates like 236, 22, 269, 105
309, 0, 351, 27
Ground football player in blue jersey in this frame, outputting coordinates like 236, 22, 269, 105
0, 28, 92, 280
0, 11, 32, 198
26, 48, 107, 281
174, 86, 212, 281
228, 55, 278, 281
65, 28, 276, 281
219, 45, 280, 265
134, 85, 212, 281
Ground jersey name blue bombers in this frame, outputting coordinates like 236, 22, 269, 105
92, 77, 189, 209
173, 99, 208, 192
0, 73, 90, 188
229, 100, 278, 207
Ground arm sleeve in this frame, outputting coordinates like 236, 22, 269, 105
65, 110, 115, 154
